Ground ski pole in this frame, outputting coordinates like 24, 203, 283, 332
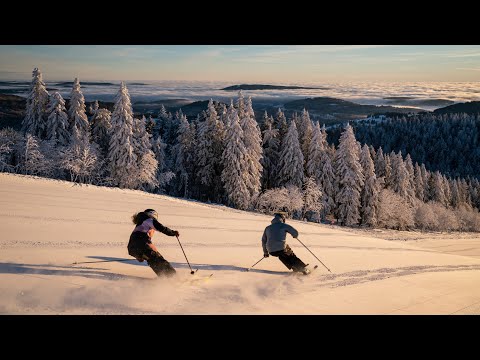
245, 256, 265, 271
176, 235, 196, 274
295, 237, 332, 273
71, 258, 132, 265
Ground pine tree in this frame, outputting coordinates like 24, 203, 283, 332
443, 174, 452, 207
261, 121, 279, 190
22, 68, 49, 139
154, 104, 170, 139
278, 119, 304, 188
306, 122, 324, 180
299, 108, 313, 169
274, 108, 288, 145
420, 164, 430, 200
241, 96, 263, 198
132, 115, 158, 190
145, 114, 155, 134
221, 107, 250, 210
414, 163, 425, 201
260, 110, 272, 132
196, 99, 225, 201
384, 154, 393, 189
152, 133, 174, 193
375, 147, 386, 180
90, 108, 112, 157
219, 103, 228, 127
391, 151, 414, 204
320, 149, 336, 220
107, 82, 137, 189
360, 144, 379, 226
173, 112, 195, 197
334, 123, 364, 226
405, 154, 416, 198
236, 90, 245, 120
92, 100, 99, 113
45, 92, 70, 146
68, 78, 90, 144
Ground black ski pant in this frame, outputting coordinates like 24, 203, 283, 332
128, 233, 176, 277
269, 244, 307, 272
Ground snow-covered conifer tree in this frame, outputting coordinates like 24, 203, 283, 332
306, 122, 323, 180
46, 92, 70, 146
374, 147, 386, 179
107, 82, 137, 188
90, 108, 112, 157
221, 107, 250, 210
299, 108, 313, 167
196, 99, 225, 201
360, 144, 379, 226
320, 150, 336, 219
236, 90, 245, 120
432, 171, 446, 205
405, 154, 416, 199
334, 123, 364, 226
451, 179, 461, 208
277, 119, 304, 188
391, 151, 414, 204
414, 162, 425, 201
173, 113, 194, 197
274, 108, 288, 142
152, 133, 174, 193
384, 154, 393, 189
22, 68, 49, 138
145, 114, 155, 134
132, 115, 158, 190
68, 78, 90, 144
261, 121, 279, 190
241, 96, 263, 197
260, 110, 273, 132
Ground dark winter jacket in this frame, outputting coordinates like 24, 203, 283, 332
261, 214, 299, 254
128, 212, 176, 251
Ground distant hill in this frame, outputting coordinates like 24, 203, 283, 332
383, 97, 455, 108
282, 97, 424, 124
433, 101, 480, 115
179, 100, 227, 119
222, 84, 324, 91
0, 94, 26, 130
132, 99, 193, 114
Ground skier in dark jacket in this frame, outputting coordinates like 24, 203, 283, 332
128, 209, 180, 277
261, 212, 310, 274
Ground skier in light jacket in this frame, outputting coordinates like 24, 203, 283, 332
261, 212, 310, 274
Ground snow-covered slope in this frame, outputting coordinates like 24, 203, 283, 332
1, 173, 479, 314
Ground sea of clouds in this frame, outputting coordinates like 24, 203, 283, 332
1, 80, 479, 111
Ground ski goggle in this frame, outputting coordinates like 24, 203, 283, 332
146, 210, 158, 220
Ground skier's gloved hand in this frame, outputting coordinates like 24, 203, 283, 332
173, 230, 180, 237
263, 253, 269, 258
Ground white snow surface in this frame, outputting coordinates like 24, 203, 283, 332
1, 172, 479, 315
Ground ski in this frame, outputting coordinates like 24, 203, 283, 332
181, 273, 213, 285
293, 265, 319, 276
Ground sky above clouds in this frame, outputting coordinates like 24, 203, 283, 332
1, 45, 480, 82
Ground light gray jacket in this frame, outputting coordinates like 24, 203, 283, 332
262, 214, 299, 254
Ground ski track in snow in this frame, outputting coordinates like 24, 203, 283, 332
3, 260, 480, 314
